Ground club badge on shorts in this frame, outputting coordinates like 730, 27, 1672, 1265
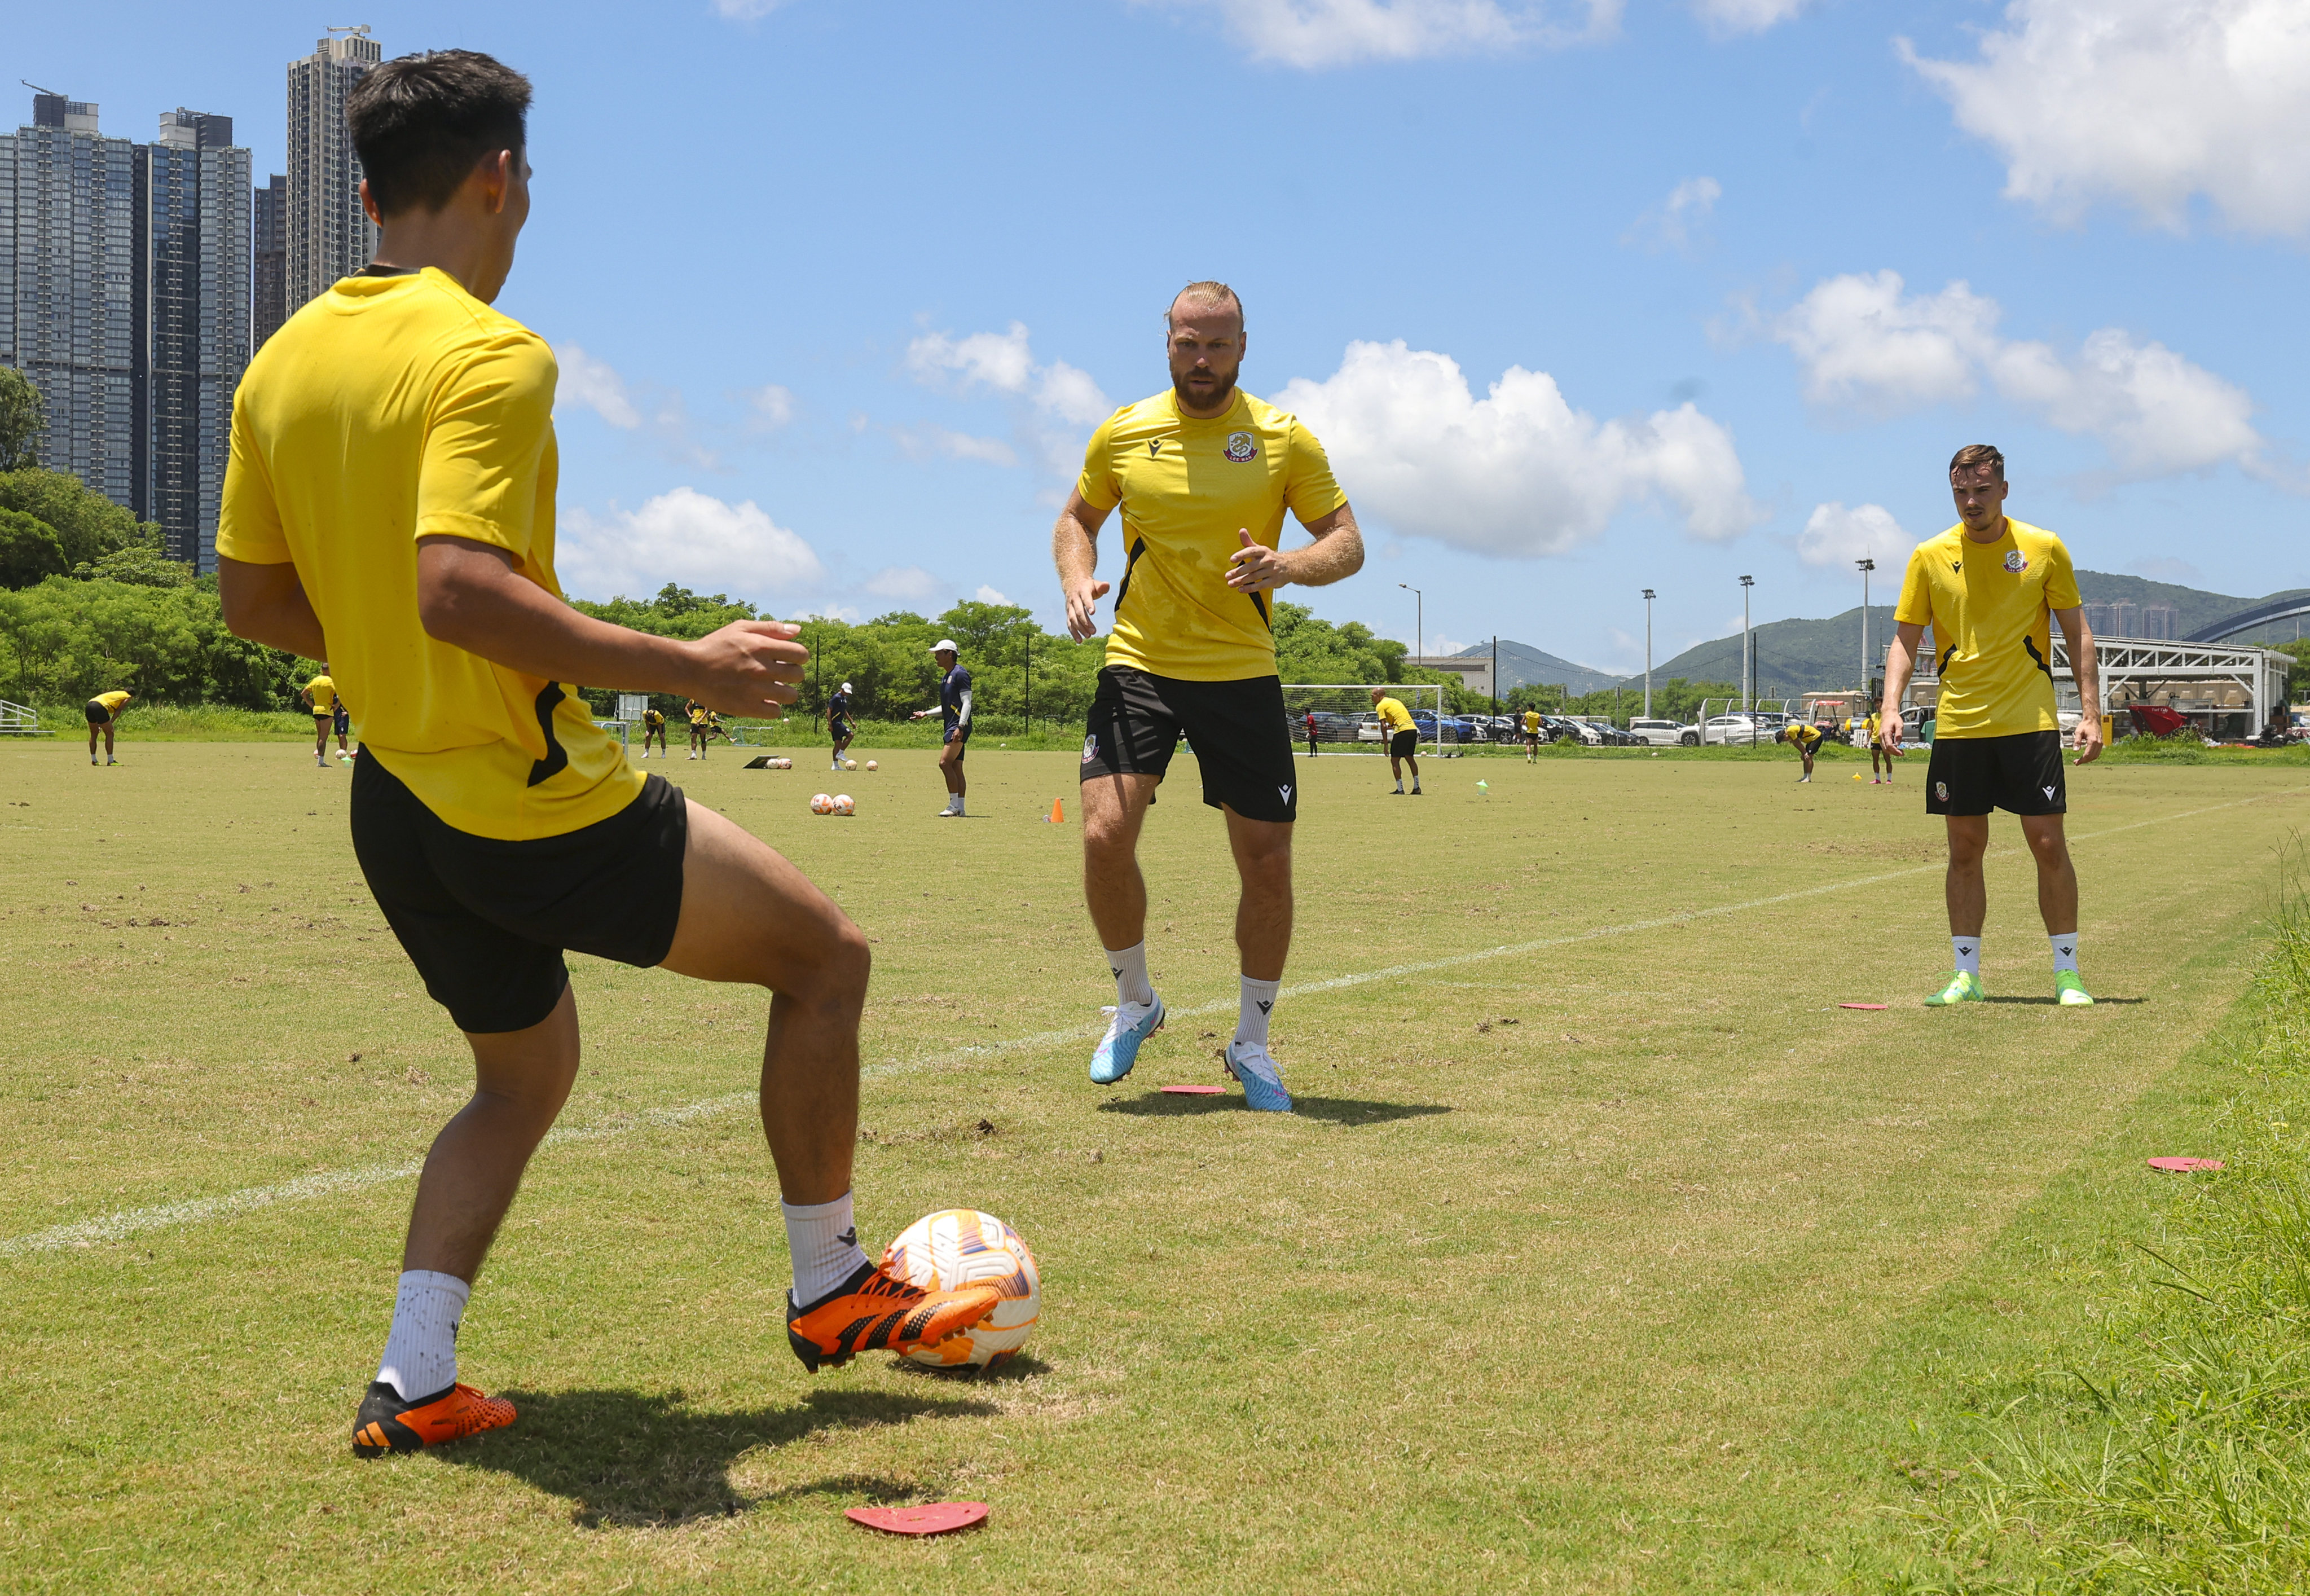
2003, 549, 2029, 573
1081, 735, 1099, 764
1225, 431, 1258, 463
1935, 780, 1949, 801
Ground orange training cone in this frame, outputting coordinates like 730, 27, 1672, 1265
1048, 798, 1064, 824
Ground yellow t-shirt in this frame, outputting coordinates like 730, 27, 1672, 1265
643, 709, 664, 730
1895, 518, 2082, 740
1374, 696, 1416, 735
1521, 710, 1541, 735
688, 705, 709, 726
218, 267, 641, 841
1076, 389, 1347, 682
1788, 722, 1821, 749
94, 691, 131, 716
305, 674, 336, 714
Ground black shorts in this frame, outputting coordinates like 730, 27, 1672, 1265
831, 718, 852, 741
1080, 667, 1297, 823
1389, 728, 1418, 760
1925, 730, 2066, 817
333, 705, 350, 732
350, 753, 688, 1033
84, 700, 112, 725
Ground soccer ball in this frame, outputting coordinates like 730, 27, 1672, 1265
811, 793, 834, 814
833, 793, 855, 815
773, 757, 791, 770
881, 1208, 1039, 1369
865, 760, 878, 771
844, 758, 858, 771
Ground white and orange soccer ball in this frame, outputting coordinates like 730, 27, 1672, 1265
865, 760, 878, 771
881, 1208, 1039, 1369
833, 793, 855, 815
811, 793, 834, 814
773, 757, 792, 770
844, 758, 858, 771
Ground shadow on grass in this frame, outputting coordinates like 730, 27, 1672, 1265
1097, 1094, 1452, 1125
1981, 995, 2149, 1006
437, 1384, 997, 1528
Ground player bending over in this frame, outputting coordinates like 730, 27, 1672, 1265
910, 641, 970, 817
638, 704, 666, 759
85, 689, 131, 765
1783, 718, 1820, 782
1878, 444, 2100, 1007
828, 680, 856, 771
217, 51, 998, 1458
1053, 280, 1364, 1111
1373, 688, 1420, 794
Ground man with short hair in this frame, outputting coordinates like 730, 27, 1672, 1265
828, 680, 856, 771
1865, 708, 1894, 783
685, 698, 710, 759
910, 643, 970, 816
1053, 280, 1365, 1111
1879, 444, 2101, 1007
302, 669, 338, 768
1521, 705, 1542, 762
333, 695, 354, 761
217, 49, 996, 1460
85, 689, 131, 765
638, 704, 666, 759
1373, 688, 1420, 794
1304, 707, 1319, 758
1784, 718, 1821, 782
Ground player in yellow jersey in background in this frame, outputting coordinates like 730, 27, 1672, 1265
1372, 689, 1421, 794
1866, 708, 1895, 784
638, 705, 666, 759
1522, 706, 1542, 762
1053, 281, 1365, 1111
83, 689, 132, 765
1880, 444, 2100, 1007
1783, 718, 1821, 782
302, 669, 338, 768
217, 50, 995, 1459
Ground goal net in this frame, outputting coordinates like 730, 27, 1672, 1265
1281, 683, 1455, 754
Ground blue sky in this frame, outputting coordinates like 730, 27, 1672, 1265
15, 1, 2308, 673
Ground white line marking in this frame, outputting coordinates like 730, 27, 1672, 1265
8, 785, 2297, 1258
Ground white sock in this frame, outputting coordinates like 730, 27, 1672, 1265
2051, 933, 2079, 974
375, 1269, 470, 1401
1235, 975, 1280, 1049
783, 1191, 871, 1305
951, 796, 965, 815
1107, 941, 1154, 1008
1952, 937, 1980, 977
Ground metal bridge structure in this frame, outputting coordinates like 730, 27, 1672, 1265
2185, 594, 2310, 644
1901, 636, 2291, 737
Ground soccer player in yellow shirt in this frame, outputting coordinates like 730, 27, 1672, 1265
83, 689, 131, 765
1522, 706, 1542, 762
301, 669, 338, 768
1879, 445, 2101, 1007
638, 705, 666, 759
1783, 718, 1821, 782
1372, 689, 1421, 794
1865, 709, 1895, 784
1053, 280, 1365, 1111
217, 51, 996, 1458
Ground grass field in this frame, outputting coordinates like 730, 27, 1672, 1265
1, 737, 2304, 1591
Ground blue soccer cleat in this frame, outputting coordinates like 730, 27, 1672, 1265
1090, 996, 1165, 1085
1224, 1041, 1294, 1113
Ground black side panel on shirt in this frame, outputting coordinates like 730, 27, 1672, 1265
527, 683, 570, 788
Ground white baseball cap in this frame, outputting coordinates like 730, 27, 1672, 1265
931, 639, 958, 654
840, 682, 852, 693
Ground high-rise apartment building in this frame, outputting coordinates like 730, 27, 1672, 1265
138, 109, 250, 570
0, 94, 139, 508
286, 26, 380, 314
252, 173, 287, 349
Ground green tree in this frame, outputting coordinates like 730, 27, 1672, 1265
0, 367, 43, 473
73, 544, 196, 588
0, 507, 67, 589
0, 468, 159, 569
0, 575, 308, 707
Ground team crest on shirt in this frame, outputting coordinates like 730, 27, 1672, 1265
1225, 430, 1258, 463
2003, 550, 2029, 574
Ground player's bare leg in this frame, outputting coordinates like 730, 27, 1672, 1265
935, 737, 966, 816
1081, 772, 1164, 1084
2019, 813, 2078, 936
1221, 806, 1295, 1110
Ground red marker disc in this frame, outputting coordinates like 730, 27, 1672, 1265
845, 1502, 989, 1537
1161, 1084, 1224, 1096
1838, 1003, 1889, 1010
2148, 1157, 2225, 1173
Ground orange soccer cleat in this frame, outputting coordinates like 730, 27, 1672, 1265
351, 1380, 517, 1457
787, 1260, 1001, 1373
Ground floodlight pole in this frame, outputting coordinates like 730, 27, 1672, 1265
1856, 557, 1875, 699
1491, 635, 1498, 716
1023, 630, 1031, 733
1642, 588, 1655, 719
1398, 583, 1422, 675
1740, 575, 1755, 745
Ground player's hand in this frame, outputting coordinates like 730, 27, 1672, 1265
2071, 714, 2104, 766
1225, 530, 1288, 593
1064, 577, 1110, 641
684, 619, 806, 717
1879, 718, 1903, 755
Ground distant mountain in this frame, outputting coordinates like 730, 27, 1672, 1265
1450, 638, 1622, 696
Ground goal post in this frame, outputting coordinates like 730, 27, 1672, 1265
1280, 684, 1454, 754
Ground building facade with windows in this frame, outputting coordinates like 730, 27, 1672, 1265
286, 27, 380, 314
252, 172, 287, 349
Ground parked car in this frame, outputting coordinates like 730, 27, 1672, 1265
1356, 715, 1383, 742
1701, 714, 1772, 746
1626, 717, 1695, 747
1293, 710, 1362, 745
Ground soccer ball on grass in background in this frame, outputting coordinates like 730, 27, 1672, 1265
865, 760, 878, 771
811, 793, 834, 814
844, 758, 858, 771
833, 794, 855, 815
881, 1208, 1040, 1369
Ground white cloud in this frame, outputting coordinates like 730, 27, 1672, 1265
1692, 0, 1816, 36
1274, 340, 1759, 556
908, 324, 1037, 394
905, 321, 1111, 475
1627, 175, 1721, 253
975, 585, 1011, 606
711, 0, 790, 17
559, 487, 825, 603
1902, 0, 2310, 235
745, 384, 795, 432
556, 344, 641, 430
863, 566, 943, 603
894, 426, 1018, 468
1137, 0, 1618, 68
1772, 271, 2264, 478
1797, 502, 1907, 568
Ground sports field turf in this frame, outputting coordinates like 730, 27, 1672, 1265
1, 738, 2302, 1591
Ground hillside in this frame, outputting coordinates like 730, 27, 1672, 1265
1450, 638, 1622, 696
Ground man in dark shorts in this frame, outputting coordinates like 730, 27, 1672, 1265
1052, 280, 1365, 1110
85, 689, 131, 765
332, 696, 353, 760
637, 704, 666, 759
1880, 444, 2101, 1007
1371, 688, 1420, 794
1304, 707, 1319, 757
827, 680, 855, 772
910, 642, 970, 816
1783, 718, 1821, 782
217, 50, 997, 1459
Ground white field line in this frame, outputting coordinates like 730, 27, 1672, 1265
8, 786, 2298, 1259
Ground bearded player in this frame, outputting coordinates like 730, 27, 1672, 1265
218, 50, 997, 1457
1053, 281, 1365, 1112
